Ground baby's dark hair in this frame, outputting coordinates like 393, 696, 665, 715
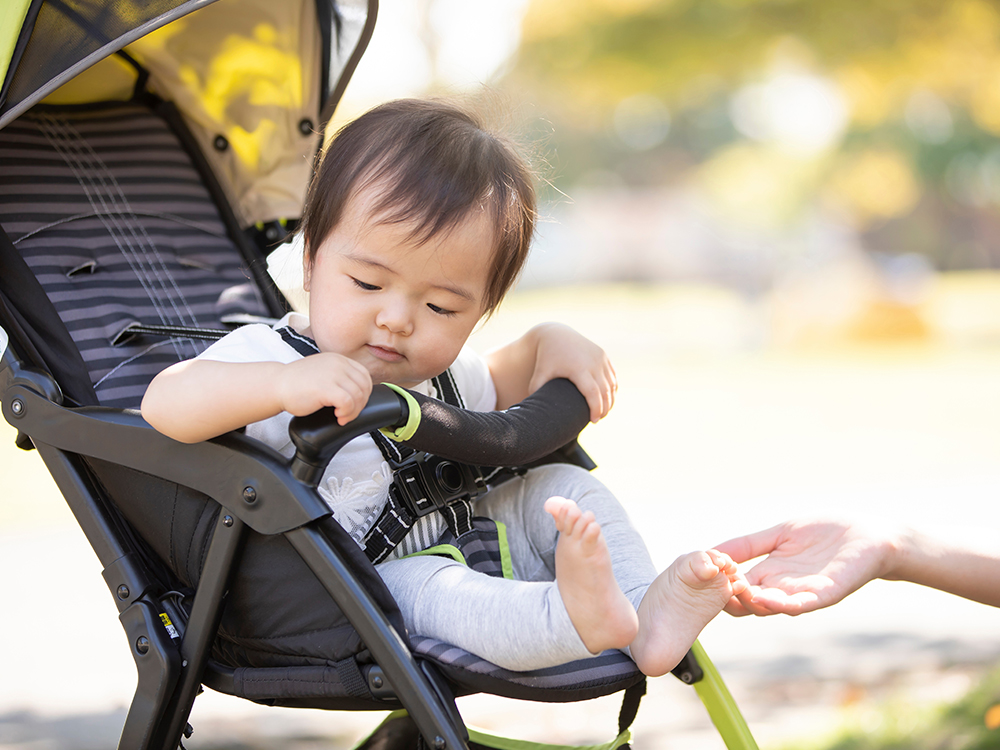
301, 98, 536, 316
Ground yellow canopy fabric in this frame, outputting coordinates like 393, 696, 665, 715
128, 0, 324, 226
7, 0, 375, 227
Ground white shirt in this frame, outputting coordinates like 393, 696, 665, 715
198, 312, 497, 558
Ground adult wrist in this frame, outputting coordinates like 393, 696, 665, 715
880, 524, 916, 583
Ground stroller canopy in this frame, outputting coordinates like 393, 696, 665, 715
0, 0, 376, 226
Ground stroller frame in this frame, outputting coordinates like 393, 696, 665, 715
0, 1, 758, 748
1, 350, 472, 749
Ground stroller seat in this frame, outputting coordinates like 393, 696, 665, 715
1, 100, 277, 408
0, 3, 757, 749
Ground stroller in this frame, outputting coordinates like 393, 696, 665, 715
0, 1, 758, 748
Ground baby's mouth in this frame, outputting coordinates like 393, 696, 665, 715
366, 344, 404, 363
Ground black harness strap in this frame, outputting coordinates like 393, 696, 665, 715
440, 496, 474, 537
362, 374, 481, 563
363, 432, 420, 564
432, 368, 465, 408
276, 327, 482, 563
277, 326, 320, 356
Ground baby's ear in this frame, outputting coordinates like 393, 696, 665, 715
302, 246, 312, 292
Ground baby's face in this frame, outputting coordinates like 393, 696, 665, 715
303, 185, 493, 388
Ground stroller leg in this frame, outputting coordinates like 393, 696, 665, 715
288, 525, 470, 750
21, 441, 188, 750
117, 599, 183, 749
143, 510, 247, 750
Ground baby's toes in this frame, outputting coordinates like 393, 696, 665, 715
545, 496, 583, 534
563, 503, 586, 537
544, 496, 570, 528
707, 549, 737, 575
685, 550, 723, 583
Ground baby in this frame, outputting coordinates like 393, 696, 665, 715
141, 98, 747, 675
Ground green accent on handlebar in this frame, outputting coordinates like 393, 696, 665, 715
378, 383, 421, 442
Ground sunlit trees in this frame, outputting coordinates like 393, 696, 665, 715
504, 0, 1000, 269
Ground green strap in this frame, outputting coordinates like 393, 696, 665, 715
359, 712, 631, 750
401, 521, 515, 580
466, 726, 631, 750
402, 544, 467, 566
378, 382, 421, 441
495, 520, 514, 580
0, 0, 32, 89
690, 640, 759, 750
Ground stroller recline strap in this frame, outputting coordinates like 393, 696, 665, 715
115, 322, 229, 343
617, 678, 647, 735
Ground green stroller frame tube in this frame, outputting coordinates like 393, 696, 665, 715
690, 640, 758, 750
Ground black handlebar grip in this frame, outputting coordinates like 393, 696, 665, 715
288, 378, 590, 485
289, 384, 408, 486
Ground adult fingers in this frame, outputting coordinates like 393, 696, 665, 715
725, 584, 781, 617
723, 596, 751, 617
745, 587, 822, 616
714, 523, 787, 565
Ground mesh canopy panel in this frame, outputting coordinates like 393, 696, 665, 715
1, 0, 376, 225
2, 0, 202, 124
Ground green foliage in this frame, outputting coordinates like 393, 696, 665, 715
512, 0, 998, 116
503, 0, 1000, 266
775, 666, 1000, 750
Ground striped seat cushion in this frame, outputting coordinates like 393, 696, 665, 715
411, 636, 645, 702
0, 104, 272, 407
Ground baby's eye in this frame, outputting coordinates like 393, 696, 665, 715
427, 303, 457, 316
351, 277, 380, 291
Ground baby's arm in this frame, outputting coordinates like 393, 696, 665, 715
141, 353, 372, 443
486, 323, 616, 423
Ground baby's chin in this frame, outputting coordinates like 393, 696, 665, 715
362, 364, 423, 390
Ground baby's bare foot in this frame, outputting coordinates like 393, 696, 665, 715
630, 549, 745, 677
545, 496, 639, 655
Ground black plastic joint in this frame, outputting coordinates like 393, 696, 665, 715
102, 553, 155, 614
670, 648, 704, 684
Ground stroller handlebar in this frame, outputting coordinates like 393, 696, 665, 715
288, 378, 590, 487
288, 384, 409, 486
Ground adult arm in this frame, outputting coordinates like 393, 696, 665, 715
486, 322, 617, 423
715, 518, 1000, 617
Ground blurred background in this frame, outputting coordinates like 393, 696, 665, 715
338, 0, 1000, 351
4, 1, 1000, 749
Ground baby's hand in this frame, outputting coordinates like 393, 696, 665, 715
277, 353, 373, 424
529, 323, 617, 423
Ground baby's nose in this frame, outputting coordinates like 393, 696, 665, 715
376, 303, 414, 335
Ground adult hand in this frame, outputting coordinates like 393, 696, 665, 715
714, 519, 895, 617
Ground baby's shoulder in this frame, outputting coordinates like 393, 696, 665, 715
198, 319, 300, 365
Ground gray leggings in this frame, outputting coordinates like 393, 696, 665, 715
376, 464, 657, 671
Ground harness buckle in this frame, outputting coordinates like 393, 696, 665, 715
390, 452, 486, 518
